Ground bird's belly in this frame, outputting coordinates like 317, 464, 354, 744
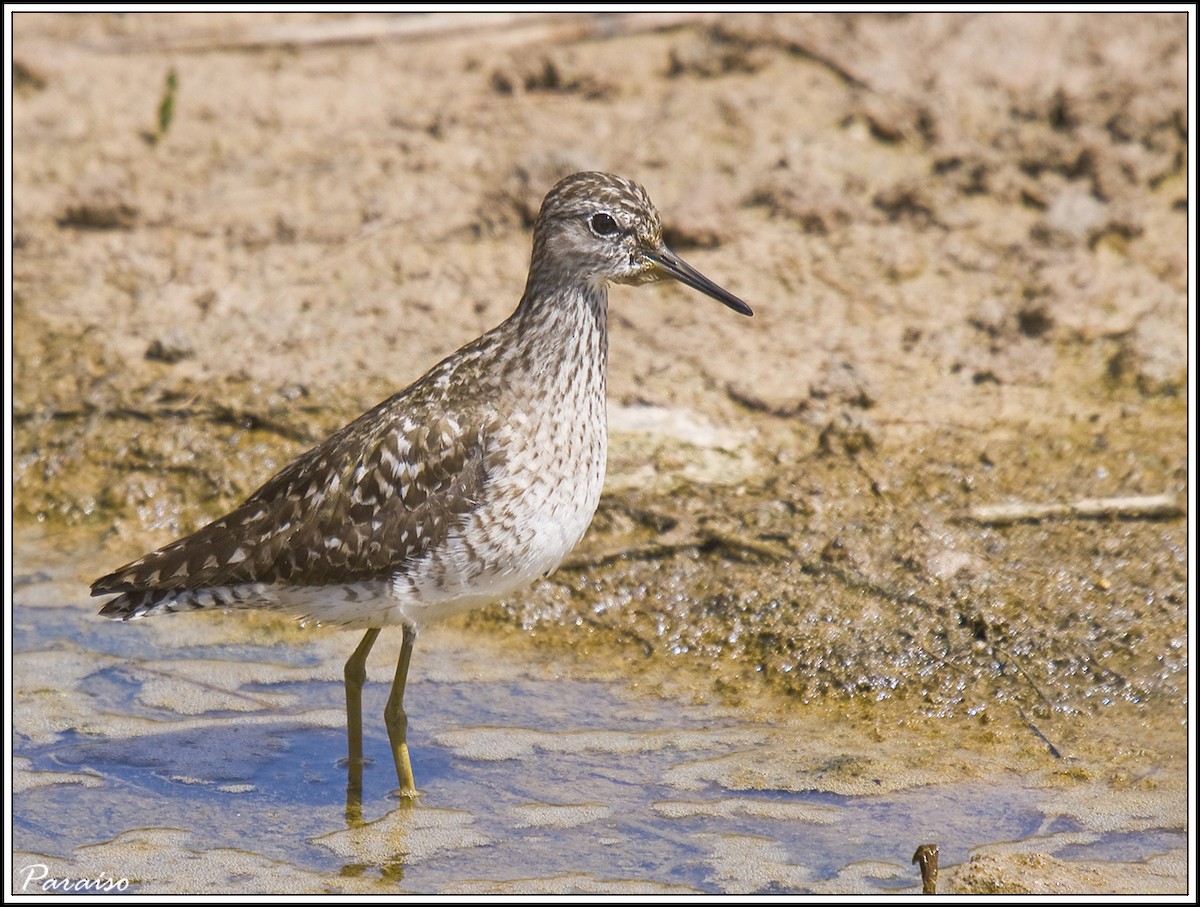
398, 417, 607, 625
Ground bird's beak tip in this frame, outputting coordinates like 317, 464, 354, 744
646, 246, 753, 317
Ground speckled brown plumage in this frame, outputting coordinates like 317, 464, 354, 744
91, 171, 751, 799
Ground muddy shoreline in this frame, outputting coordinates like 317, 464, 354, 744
12, 12, 1189, 895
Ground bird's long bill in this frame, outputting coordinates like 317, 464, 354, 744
646, 247, 753, 316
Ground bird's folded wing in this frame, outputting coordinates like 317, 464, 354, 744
91, 398, 493, 595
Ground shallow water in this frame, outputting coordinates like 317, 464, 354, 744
10, 533, 1188, 895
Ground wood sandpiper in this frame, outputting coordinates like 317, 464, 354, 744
92, 171, 752, 803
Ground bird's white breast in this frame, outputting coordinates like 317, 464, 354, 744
389, 292, 609, 627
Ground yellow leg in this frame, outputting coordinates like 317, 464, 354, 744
383, 624, 419, 798
344, 627, 381, 822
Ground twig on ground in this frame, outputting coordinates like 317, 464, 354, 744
964, 493, 1181, 525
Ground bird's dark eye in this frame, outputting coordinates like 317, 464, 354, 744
589, 212, 620, 236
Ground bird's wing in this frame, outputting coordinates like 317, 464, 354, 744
90, 394, 493, 596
